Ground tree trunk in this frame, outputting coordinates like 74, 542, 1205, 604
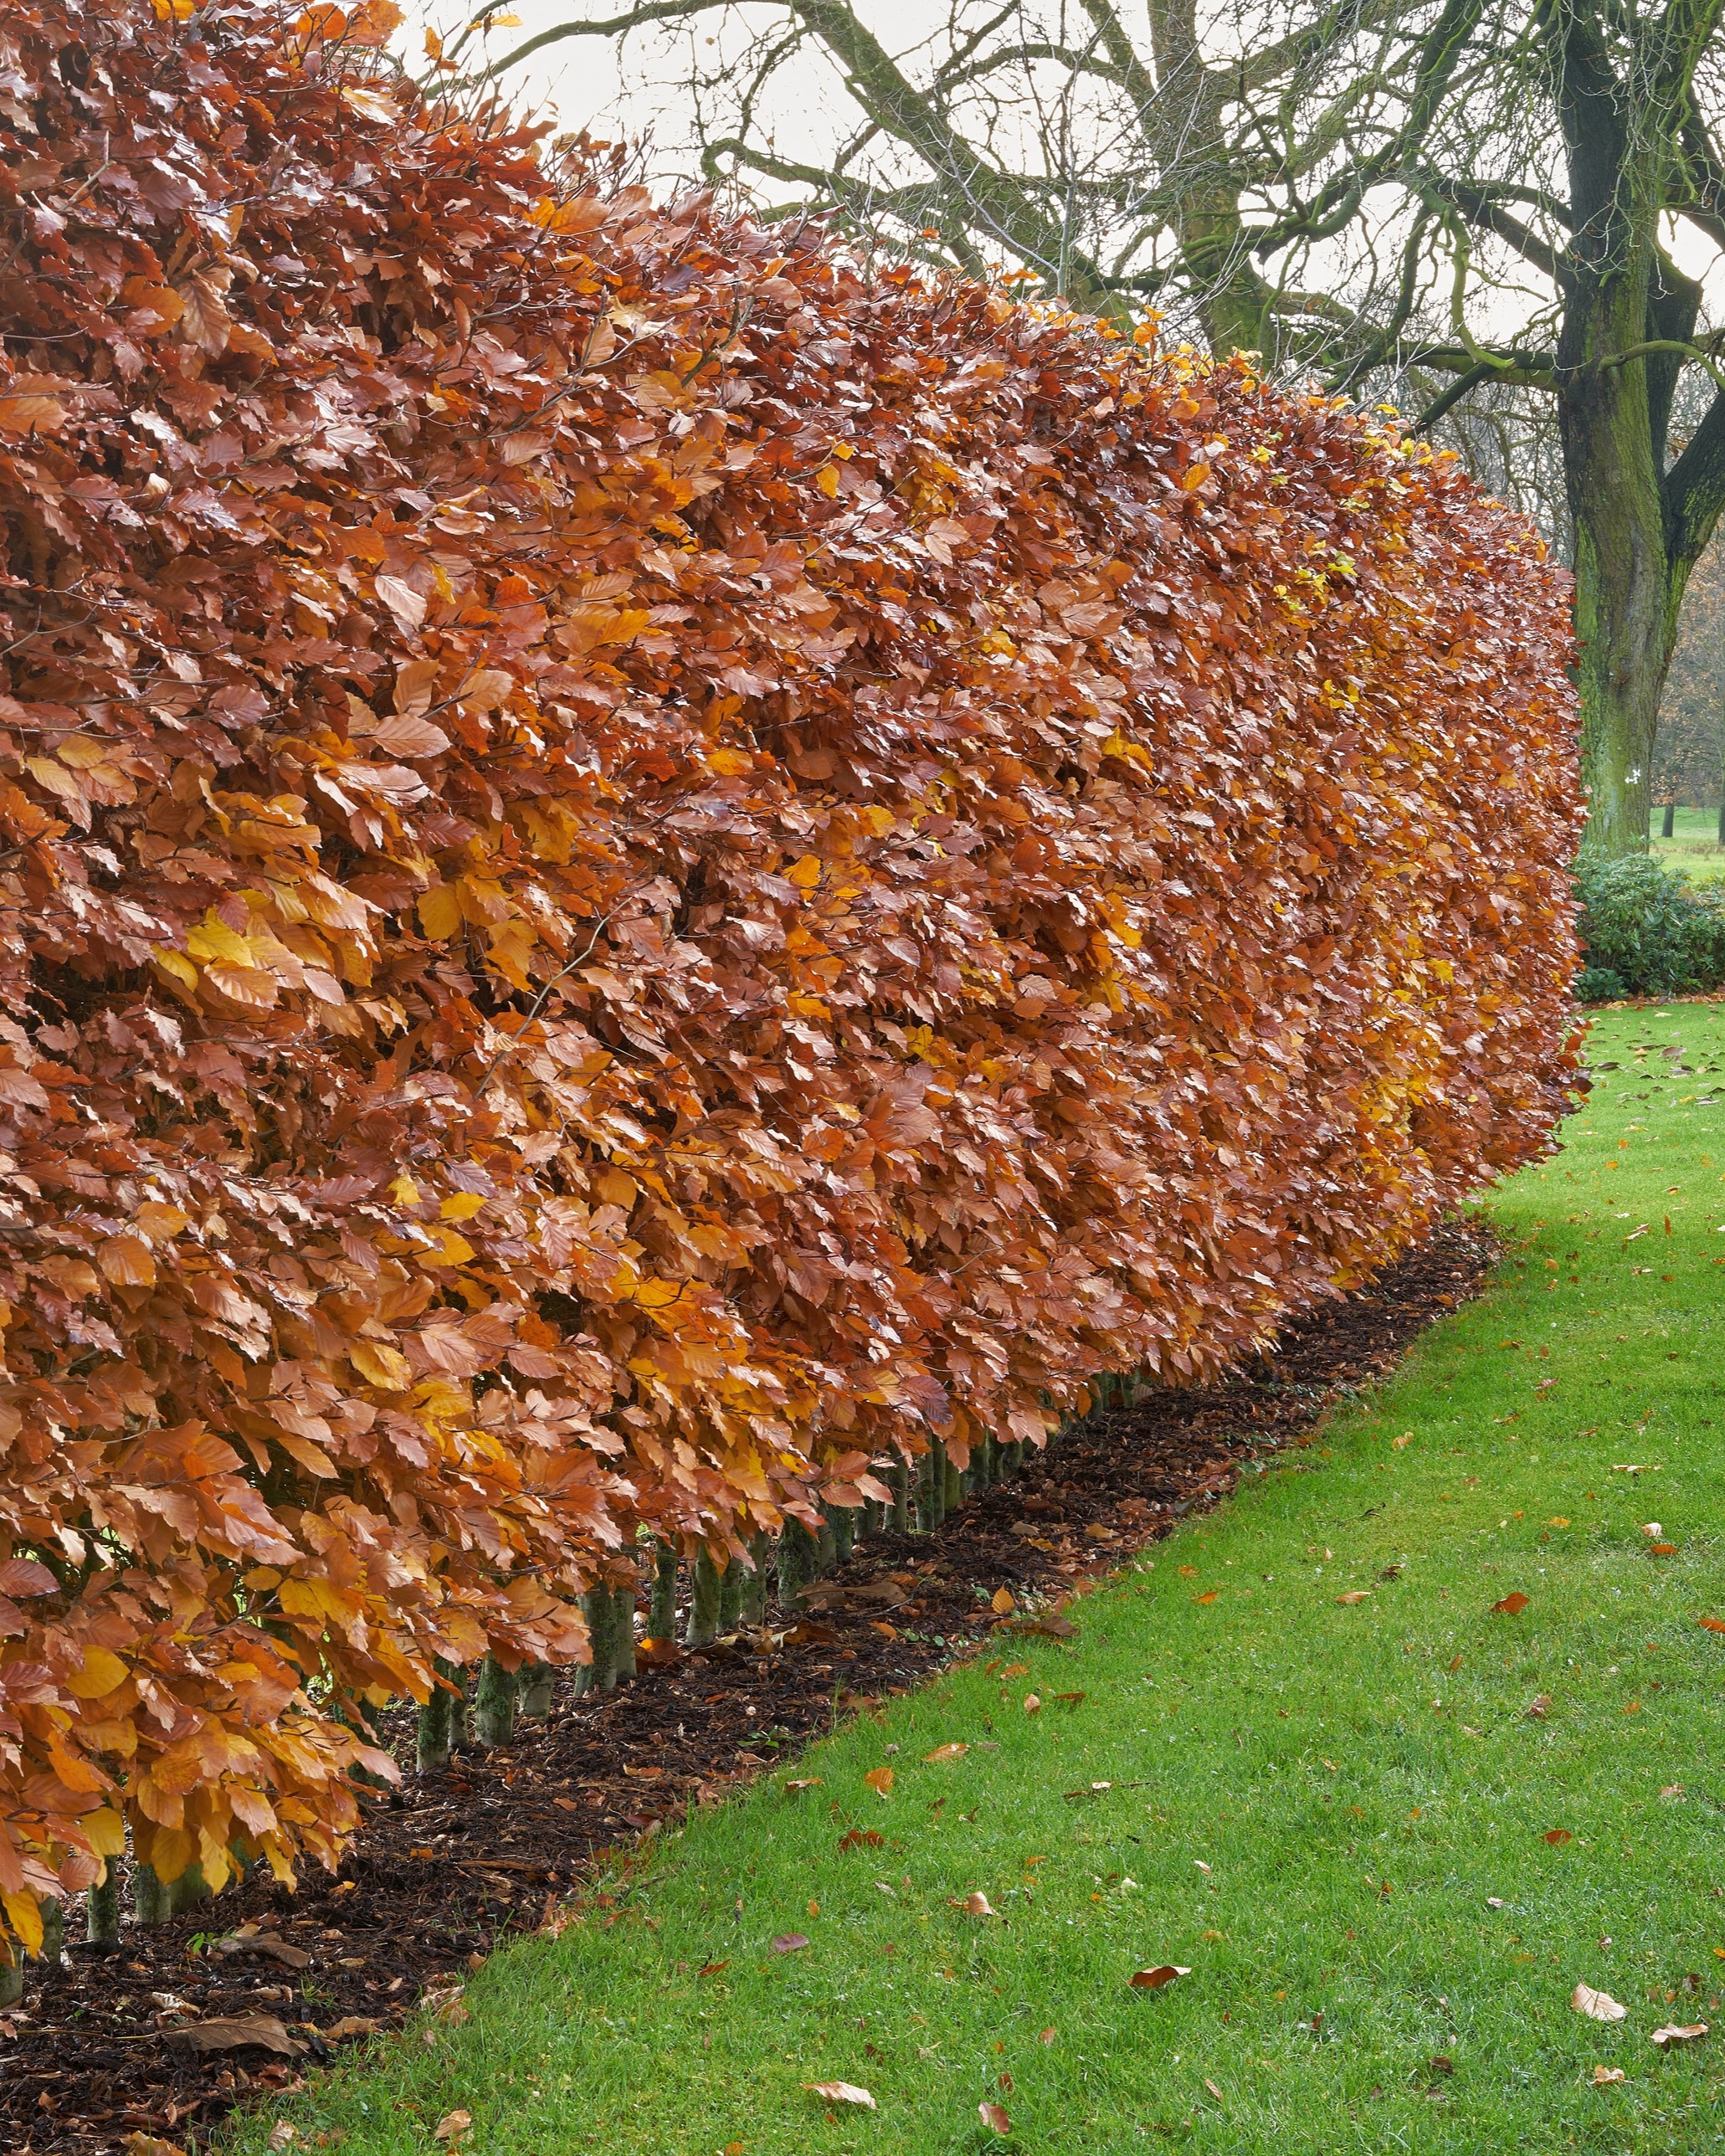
610, 1582, 636, 1684
828, 1502, 855, 1565
474, 1652, 517, 1748
646, 1541, 680, 1642
133, 1865, 170, 1928
518, 1661, 557, 1718
776, 1518, 820, 1609
417, 1658, 458, 1773
0, 1943, 19, 2009
35, 1897, 63, 1975
717, 1551, 748, 1633
888, 1461, 911, 1534
685, 1548, 722, 1647
86, 1864, 119, 1948
1661, 798, 1676, 838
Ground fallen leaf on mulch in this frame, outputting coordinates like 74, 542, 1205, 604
804, 2081, 875, 2108
123, 2138, 188, 2156
1650, 2021, 1708, 2047
990, 1587, 1014, 1614
1571, 1983, 1627, 2023
326, 2015, 381, 2040
162, 2015, 304, 2059
1130, 1965, 1190, 1989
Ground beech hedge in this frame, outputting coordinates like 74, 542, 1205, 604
0, 0, 1581, 1943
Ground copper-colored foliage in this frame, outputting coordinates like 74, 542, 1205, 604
0, 0, 1579, 1934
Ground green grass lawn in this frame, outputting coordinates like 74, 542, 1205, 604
1651, 805, 1725, 882
237, 1002, 1725, 2155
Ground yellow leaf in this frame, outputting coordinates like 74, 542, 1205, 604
66, 1648, 129, 1700
152, 950, 198, 988
786, 855, 824, 890
351, 1339, 414, 1389
704, 748, 753, 777
186, 912, 254, 967
816, 465, 839, 498
82, 1808, 126, 1857
418, 883, 463, 940
389, 1173, 420, 1205
1, 1890, 43, 1956
440, 1191, 486, 1220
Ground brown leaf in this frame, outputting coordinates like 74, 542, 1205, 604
1204, 2077, 1224, 2102
1544, 1829, 1573, 1846
1492, 1592, 1531, 1615
1571, 1983, 1628, 2023
990, 1587, 1015, 1614
924, 1743, 969, 1763
838, 1829, 883, 1851
162, 2015, 305, 2058
433, 2112, 472, 2144
1526, 1695, 1551, 1719
804, 2082, 875, 2108
954, 1892, 998, 1917
863, 1767, 895, 1798
978, 2099, 1012, 2133
1336, 1589, 1371, 1604
771, 1933, 810, 1953
1590, 2063, 1625, 2085
1649, 2022, 1708, 2047
1130, 1965, 1191, 1989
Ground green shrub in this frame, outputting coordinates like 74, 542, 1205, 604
1575, 855, 1725, 998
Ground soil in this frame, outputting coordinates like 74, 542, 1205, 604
7, 1218, 1497, 2155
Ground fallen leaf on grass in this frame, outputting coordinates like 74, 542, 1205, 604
433, 2112, 472, 2146
953, 1892, 999, 1917
1650, 2022, 1709, 2047
326, 2015, 380, 2040
1014, 1614, 1078, 1640
1492, 1592, 1531, 1615
1336, 1590, 1372, 1604
1612, 1464, 1661, 1474
1590, 2063, 1625, 2085
783, 1778, 822, 1793
1544, 1829, 1574, 1845
804, 2081, 875, 2108
771, 1933, 810, 1953
1526, 1696, 1551, 1720
697, 1959, 731, 1978
1023, 1694, 1042, 1713
1192, 1591, 1219, 1605
978, 2100, 1012, 2133
1698, 1617, 1725, 1634
266, 2124, 297, 2151
1572, 1983, 1628, 2023
863, 1767, 894, 1799
1649, 1543, 1678, 1557
1204, 2078, 1224, 2102
1130, 1965, 1191, 1989
839, 1829, 883, 1851
924, 1743, 969, 1763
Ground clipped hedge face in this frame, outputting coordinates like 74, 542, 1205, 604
0, 0, 1580, 1927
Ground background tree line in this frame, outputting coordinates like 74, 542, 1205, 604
446, 0, 1725, 855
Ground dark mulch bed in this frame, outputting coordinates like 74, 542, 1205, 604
8, 1219, 1497, 2154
